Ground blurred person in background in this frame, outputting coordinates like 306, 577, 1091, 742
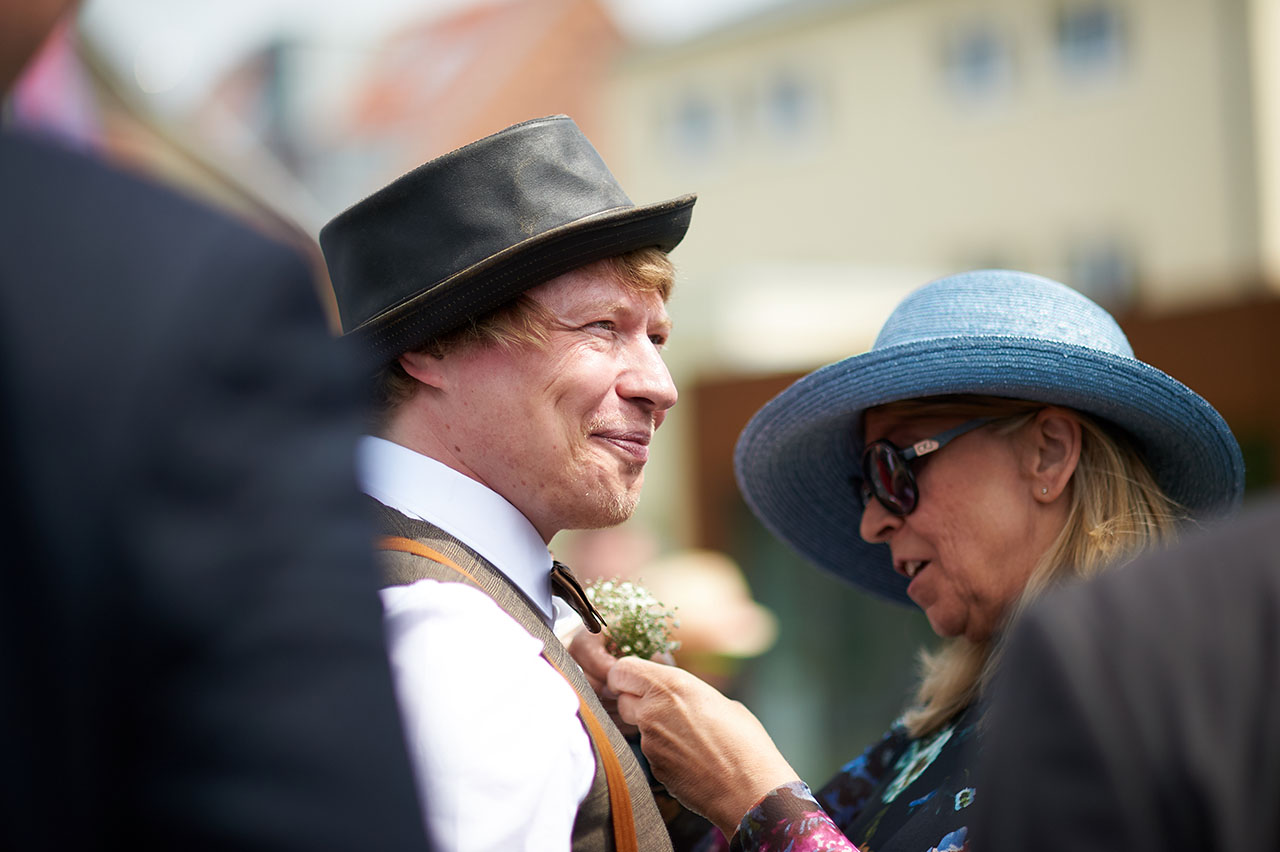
0, 2, 429, 849
320, 114, 695, 852
632, 549, 777, 691
561, 528, 777, 690
577, 269, 1243, 851
973, 491, 1280, 852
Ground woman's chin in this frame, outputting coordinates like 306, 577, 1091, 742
924, 609, 967, 640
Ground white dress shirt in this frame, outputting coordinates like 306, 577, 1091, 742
360, 436, 595, 851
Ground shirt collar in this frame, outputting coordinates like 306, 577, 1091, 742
357, 435, 555, 621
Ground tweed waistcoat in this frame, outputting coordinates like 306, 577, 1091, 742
372, 503, 673, 852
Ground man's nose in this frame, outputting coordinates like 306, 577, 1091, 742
620, 340, 678, 414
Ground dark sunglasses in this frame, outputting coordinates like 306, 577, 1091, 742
855, 417, 994, 516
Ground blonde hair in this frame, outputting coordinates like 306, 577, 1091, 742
373, 247, 675, 423
872, 395, 1185, 738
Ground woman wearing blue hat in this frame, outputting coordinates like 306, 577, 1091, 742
587, 269, 1244, 852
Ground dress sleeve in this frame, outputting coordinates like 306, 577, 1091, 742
722, 723, 913, 852
728, 782, 858, 852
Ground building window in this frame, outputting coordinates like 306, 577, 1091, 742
664, 91, 723, 161
757, 70, 821, 143
942, 22, 1014, 101
1056, 1, 1126, 79
1067, 236, 1136, 309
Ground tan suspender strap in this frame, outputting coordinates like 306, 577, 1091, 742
379, 536, 483, 585
541, 654, 639, 852
377, 535, 640, 852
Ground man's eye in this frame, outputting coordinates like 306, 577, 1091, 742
649, 334, 668, 348
585, 320, 614, 331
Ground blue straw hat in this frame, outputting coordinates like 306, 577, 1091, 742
734, 269, 1244, 605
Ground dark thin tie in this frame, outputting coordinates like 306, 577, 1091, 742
550, 561, 607, 634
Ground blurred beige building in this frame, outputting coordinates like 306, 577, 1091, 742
45, 0, 1279, 547
603, 0, 1280, 547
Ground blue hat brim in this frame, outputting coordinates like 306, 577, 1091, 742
733, 335, 1245, 605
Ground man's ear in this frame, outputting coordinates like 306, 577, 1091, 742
398, 349, 448, 390
1027, 407, 1082, 503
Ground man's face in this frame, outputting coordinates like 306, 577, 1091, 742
431, 259, 677, 541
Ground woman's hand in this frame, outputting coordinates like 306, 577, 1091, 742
607, 657, 801, 838
567, 626, 679, 736
567, 627, 636, 735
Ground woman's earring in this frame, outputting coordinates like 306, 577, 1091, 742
1041, 487, 1048, 495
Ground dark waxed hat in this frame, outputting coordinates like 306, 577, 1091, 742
320, 115, 696, 364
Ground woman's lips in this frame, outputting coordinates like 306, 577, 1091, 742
896, 559, 929, 580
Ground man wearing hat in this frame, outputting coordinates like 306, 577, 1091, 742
320, 115, 695, 851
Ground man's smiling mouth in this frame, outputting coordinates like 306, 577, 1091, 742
592, 429, 651, 462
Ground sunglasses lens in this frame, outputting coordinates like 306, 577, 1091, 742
858, 477, 874, 510
862, 441, 918, 515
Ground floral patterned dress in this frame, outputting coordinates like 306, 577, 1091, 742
686, 705, 980, 852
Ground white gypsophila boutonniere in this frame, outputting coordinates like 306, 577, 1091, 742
583, 578, 680, 660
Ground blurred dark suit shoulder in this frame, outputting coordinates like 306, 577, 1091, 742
975, 495, 1280, 852
0, 129, 427, 850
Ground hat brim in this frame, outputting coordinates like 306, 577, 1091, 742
734, 335, 1245, 605
348, 194, 695, 364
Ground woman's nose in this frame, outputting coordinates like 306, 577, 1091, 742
859, 494, 903, 543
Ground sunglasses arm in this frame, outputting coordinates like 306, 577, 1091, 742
903, 416, 995, 462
